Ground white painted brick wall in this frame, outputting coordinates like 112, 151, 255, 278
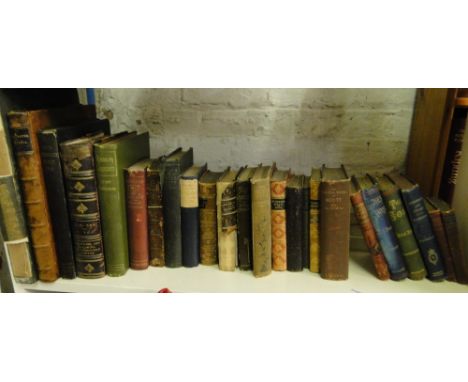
95, 88, 416, 174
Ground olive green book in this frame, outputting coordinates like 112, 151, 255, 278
371, 174, 426, 280
94, 132, 150, 276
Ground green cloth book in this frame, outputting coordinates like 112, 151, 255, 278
94, 132, 150, 276
371, 174, 427, 280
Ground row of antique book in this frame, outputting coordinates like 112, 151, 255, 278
0, 104, 467, 285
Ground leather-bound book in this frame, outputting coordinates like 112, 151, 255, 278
386, 173, 446, 281
147, 155, 167, 267
7, 105, 96, 281
251, 165, 273, 277
425, 198, 457, 281
270, 169, 289, 271
199, 169, 225, 266
94, 132, 150, 276
426, 197, 467, 283
303, 175, 310, 270
60, 132, 107, 279
180, 164, 207, 267
38, 119, 110, 279
125, 158, 152, 270
162, 147, 194, 268
372, 174, 426, 280
217, 169, 240, 271
350, 177, 390, 280
354, 175, 407, 281
286, 175, 305, 272
309, 168, 321, 273
236, 166, 256, 270
319, 166, 350, 280
0, 111, 36, 283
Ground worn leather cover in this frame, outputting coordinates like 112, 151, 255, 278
309, 169, 321, 273
38, 119, 110, 278
271, 171, 288, 271
8, 105, 95, 281
302, 177, 310, 270
361, 185, 407, 281
126, 159, 152, 270
162, 148, 194, 268
199, 170, 223, 265
95, 132, 150, 276
350, 188, 390, 280
251, 166, 273, 277
147, 156, 166, 267
60, 133, 107, 278
425, 200, 456, 281
217, 170, 239, 271
397, 183, 446, 281
320, 168, 350, 280
377, 177, 426, 280
286, 176, 304, 272
180, 164, 207, 267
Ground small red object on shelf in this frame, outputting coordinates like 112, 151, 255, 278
158, 288, 172, 293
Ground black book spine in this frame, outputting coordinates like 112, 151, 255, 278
286, 186, 303, 271
302, 183, 310, 269
38, 131, 76, 279
236, 180, 252, 270
181, 174, 202, 267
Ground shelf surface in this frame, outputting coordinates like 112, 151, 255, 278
13, 252, 468, 293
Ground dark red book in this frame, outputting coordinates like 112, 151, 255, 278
125, 158, 151, 270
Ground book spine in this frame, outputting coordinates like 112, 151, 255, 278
126, 169, 149, 270
147, 168, 165, 266
236, 180, 252, 270
199, 181, 218, 265
95, 147, 129, 276
163, 162, 183, 267
180, 177, 200, 267
401, 187, 446, 281
8, 113, 59, 282
286, 187, 303, 271
380, 188, 426, 280
302, 184, 310, 270
320, 180, 350, 280
61, 140, 106, 279
309, 179, 320, 273
270, 179, 287, 271
38, 131, 76, 279
350, 191, 390, 280
362, 187, 407, 280
428, 209, 456, 281
441, 210, 468, 283
217, 182, 237, 271
252, 178, 272, 277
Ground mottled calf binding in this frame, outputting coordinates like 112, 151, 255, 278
125, 158, 152, 270
350, 178, 390, 281
162, 147, 194, 268
199, 169, 225, 266
38, 119, 110, 279
60, 133, 107, 279
355, 175, 407, 281
270, 169, 289, 271
319, 166, 350, 280
251, 165, 273, 277
8, 105, 95, 281
387, 173, 446, 281
180, 164, 207, 267
309, 168, 321, 273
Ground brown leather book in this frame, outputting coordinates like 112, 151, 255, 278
7, 105, 95, 281
426, 197, 465, 283
309, 168, 321, 273
319, 165, 350, 280
251, 165, 274, 277
125, 158, 151, 270
217, 168, 240, 271
350, 177, 390, 280
270, 169, 290, 271
199, 169, 226, 265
